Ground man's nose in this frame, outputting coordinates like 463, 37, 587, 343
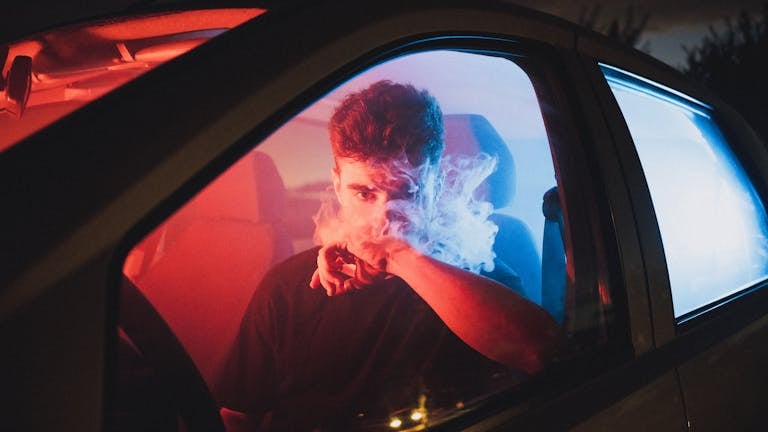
377, 194, 402, 217
373, 203, 408, 234
371, 204, 394, 223
384, 208, 408, 224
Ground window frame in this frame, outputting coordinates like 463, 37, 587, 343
114, 35, 636, 431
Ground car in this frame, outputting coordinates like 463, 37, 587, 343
3, 0, 768, 431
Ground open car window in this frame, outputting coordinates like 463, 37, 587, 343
0, 8, 265, 153
117, 45, 623, 431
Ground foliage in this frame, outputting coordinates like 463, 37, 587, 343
683, 4, 768, 141
577, 3, 651, 52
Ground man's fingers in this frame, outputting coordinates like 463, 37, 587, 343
320, 268, 362, 296
316, 261, 347, 296
310, 269, 321, 289
313, 243, 370, 296
319, 269, 342, 296
310, 266, 340, 293
339, 263, 357, 278
347, 239, 388, 272
346, 278, 364, 291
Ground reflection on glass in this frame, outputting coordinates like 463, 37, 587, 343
603, 64, 768, 317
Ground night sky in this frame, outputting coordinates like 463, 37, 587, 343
4, 0, 766, 68
515, 0, 766, 68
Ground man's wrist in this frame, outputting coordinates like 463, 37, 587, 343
386, 242, 422, 276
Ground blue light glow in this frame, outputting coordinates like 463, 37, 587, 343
603, 66, 768, 318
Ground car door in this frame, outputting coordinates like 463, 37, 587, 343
579, 29, 768, 432
672, 104, 768, 432
1, 1, 704, 430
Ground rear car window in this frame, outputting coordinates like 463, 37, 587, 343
602, 64, 768, 319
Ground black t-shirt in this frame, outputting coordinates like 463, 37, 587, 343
214, 247, 523, 431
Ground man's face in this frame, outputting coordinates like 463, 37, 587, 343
332, 156, 429, 239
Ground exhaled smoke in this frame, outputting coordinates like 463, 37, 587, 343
313, 152, 499, 275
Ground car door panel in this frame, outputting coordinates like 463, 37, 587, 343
678, 312, 768, 431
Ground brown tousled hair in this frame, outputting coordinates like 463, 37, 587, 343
329, 80, 444, 168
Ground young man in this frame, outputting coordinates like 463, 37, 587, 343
215, 81, 561, 431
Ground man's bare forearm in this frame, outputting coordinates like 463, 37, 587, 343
388, 247, 562, 373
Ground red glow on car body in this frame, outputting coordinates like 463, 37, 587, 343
0, 7, 266, 152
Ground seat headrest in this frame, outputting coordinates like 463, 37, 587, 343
443, 114, 516, 208
187, 150, 287, 223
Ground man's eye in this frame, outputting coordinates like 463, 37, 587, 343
355, 190, 375, 201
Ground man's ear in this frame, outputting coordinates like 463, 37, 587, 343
332, 166, 342, 203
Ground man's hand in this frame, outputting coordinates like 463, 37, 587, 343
346, 235, 412, 275
310, 242, 386, 296
309, 237, 412, 296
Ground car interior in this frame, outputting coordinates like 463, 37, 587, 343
113, 48, 581, 430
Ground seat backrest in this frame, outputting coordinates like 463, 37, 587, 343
123, 150, 292, 387
443, 114, 541, 302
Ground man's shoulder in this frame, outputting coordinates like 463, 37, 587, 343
275, 246, 320, 270
260, 246, 320, 289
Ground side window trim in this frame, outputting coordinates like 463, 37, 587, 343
600, 63, 711, 118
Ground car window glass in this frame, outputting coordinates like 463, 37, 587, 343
602, 64, 768, 319
118, 48, 612, 430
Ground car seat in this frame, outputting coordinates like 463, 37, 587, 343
442, 114, 541, 303
123, 150, 292, 387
